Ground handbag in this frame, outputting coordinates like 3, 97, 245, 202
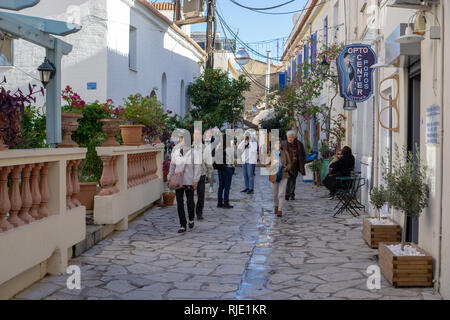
168, 164, 185, 190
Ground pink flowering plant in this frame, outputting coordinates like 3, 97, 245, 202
102, 99, 124, 119
61, 86, 86, 114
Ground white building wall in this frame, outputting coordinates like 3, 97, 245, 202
0, 0, 203, 117
106, 0, 201, 115
0, 0, 109, 106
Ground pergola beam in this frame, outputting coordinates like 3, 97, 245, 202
0, 0, 40, 11
0, 12, 81, 36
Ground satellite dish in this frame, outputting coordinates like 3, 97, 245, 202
235, 48, 250, 66
292, 13, 301, 25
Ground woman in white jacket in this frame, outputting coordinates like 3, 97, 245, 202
238, 132, 258, 194
168, 135, 201, 233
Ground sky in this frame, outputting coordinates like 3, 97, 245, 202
191, 0, 309, 61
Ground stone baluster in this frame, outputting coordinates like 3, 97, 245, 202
38, 162, 51, 218
99, 156, 118, 196
8, 165, 25, 227
127, 155, 131, 189
143, 153, 149, 183
71, 160, 82, 207
66, 161, 75, 210
30, 163, 43, 220
112, 156, 120, 194
129, 154, 136, 188
18, 164, 35, 224
0, 166, 13, 232
132, 154, 138, 187
138, 154, 144, 186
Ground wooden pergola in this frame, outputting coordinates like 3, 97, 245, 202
0, 0, 81, 147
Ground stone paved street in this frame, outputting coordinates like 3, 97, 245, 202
14, 168, 441, 300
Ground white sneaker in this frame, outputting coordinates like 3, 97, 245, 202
209, 186, 214, 193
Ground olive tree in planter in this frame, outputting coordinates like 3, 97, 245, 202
378, 144, 432, 287
363, 185, 400, 249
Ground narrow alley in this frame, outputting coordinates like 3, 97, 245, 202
13, 168, 441, 300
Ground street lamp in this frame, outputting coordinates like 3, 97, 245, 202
37, 57, 56, 88
235, 47, 250, 66
343, 99, 357, 111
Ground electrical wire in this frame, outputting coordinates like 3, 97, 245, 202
228, 0, 328, 15
229, 0, 296, 11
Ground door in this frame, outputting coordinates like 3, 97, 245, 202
406, 57, 421, 244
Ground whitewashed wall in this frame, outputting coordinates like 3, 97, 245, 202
0, 0, 203, 117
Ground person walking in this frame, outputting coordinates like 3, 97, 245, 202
282, 130, 306, 201
213, 133, 235, 209
268, 140, 292, 217
193, 128, 213, 220
167, 134, 201, 233
238, 133, 258, 194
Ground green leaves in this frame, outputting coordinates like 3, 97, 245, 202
187, 69, 250, 129
381, 144, 430, 218
369, 185, 388, 211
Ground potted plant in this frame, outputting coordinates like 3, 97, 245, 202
162, 188, 176, 206
59, 86, 85, 148
308, 159, 323, 186
119, 94, 167, 146
100, 99, 123, 147
71, 101, 109, 210
378, 145, 432, 287
363, 185, 400, 249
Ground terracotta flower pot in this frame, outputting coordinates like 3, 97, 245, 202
58, 113, 83, 148
163, 192, 176, 206
100, 119, 121, 147
120, 125, 144, 146
76, 182, 98, 210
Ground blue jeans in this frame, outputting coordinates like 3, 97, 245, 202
218, 168, 233, 200
243, 163, 256, 190
210, 171, 215, 187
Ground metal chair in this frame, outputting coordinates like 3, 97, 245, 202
333, 174, 365, 217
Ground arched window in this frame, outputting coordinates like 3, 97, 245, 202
180, 80, 185, 116
161, 73, 167, 110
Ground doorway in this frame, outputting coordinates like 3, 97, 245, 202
406, 57, 421, 244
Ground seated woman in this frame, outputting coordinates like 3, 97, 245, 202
322, 146, 355, 199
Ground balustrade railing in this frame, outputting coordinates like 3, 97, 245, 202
0, 151, 85, 233
0, 162, 53, 232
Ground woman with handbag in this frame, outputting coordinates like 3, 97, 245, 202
267, 140, 292, 217
168, 135, 201, 233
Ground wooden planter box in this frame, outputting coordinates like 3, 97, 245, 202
362, 217, 401, 249
378, 242, 433, 288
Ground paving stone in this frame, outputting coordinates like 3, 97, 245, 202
333, 288, 383, 299
104, 280, 136, 293
317, 271, 364, 282
121, 290, 163, 300
314, 280, 366, 293
167, 289, 222, 299
15, 283, 61, 300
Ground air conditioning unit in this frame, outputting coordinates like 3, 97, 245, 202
388, 0, 439, 10
183, 0, 206, 19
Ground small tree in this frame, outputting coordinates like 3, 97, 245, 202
369, 185, 388, 221
382, 145, 430, 250
187, 69, 250, 129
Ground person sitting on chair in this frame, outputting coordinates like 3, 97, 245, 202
322, 146, 355, 199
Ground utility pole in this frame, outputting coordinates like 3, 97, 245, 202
266, 50, 271, 108
205, 0, 214, 69
174, 0, 182, 22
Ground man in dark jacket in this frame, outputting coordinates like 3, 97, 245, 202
281, 130, 306, 201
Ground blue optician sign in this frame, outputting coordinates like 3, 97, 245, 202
337, 44, 376, 103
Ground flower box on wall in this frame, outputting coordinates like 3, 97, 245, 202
362, 217, 401, 249
378, 242, 433, 288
